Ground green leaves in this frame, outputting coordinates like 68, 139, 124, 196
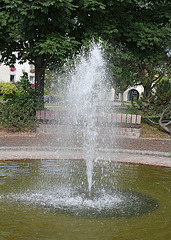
35, 34, 79, 57
0, 82, 16, 97
0, 0, 81, 65
1, 0, 170, 66
0, 102, 37, 132
105, 43, 138, 94
0, 72, 39, 131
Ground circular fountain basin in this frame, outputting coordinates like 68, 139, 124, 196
0, 159, 170, 240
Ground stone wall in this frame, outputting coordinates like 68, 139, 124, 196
114, 126, 142, 138
37, 124, 142, 139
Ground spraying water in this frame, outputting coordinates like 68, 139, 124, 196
66, 42, 108, 192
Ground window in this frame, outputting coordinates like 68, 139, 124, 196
30, 64, 35, 73
127, 89, 139, 101
10, 75, 15, 82
30, 64, 34, 70
30, 76, 35, 84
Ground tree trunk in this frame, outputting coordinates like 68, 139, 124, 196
143, 79, 152, 97
138, 62, 153, 98
35, 56, 47, 109
147, 106, 171, 135
159, 106, 171, 135
120, 92, 124, 105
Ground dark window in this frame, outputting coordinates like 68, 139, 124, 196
128, 89, 139, 101
10, 75, 15, 82
30, 76, 35, 83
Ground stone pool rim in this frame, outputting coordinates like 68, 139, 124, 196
0, 147, 170, 168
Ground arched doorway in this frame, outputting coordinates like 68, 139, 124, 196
127, 89, 139, 101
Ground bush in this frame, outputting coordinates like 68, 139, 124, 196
0, 72, 39, 132
0, 82, 16, 97
0, 103, 37, 131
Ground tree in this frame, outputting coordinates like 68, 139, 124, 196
0, 0, 80, 108
120, 0, 171, 97
0, 0, 170, 108
104, 0, 170, 98
105, 43, 138, 104
0, 0, 111, 108
135, 79, 171, 135
136, 60, 170, 97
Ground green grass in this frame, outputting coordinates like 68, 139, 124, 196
141, 122, 171, 139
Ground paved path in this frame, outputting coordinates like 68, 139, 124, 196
0, 134, 171, 152
0, 134, 170, 167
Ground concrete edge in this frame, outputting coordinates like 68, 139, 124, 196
0, 148, 170, 168
0, 146, 170, 157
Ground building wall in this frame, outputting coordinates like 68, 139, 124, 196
109, 85, 144, 102
0, 54, 35, 84
123, 85, 144, 101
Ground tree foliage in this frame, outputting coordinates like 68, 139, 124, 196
135, 79, 171, 135
105, 0, 171, 98
136, 60, 171, 97
0, 0, 170, 107
0, 0, 80, 107
105, 43, 138, 103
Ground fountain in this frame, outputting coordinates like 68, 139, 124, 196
65, 42, 108, 193
0, 43, 170, 240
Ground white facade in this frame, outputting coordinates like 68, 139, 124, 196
0, 54, 35, 84
123, 85, 144, 101
109, 85, 144, 102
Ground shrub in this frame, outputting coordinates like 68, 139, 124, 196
0, 82, 16, 97
0, 72, 39, 132
0, 103, 37, 131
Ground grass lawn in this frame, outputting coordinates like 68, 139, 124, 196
141, 123, 171, 139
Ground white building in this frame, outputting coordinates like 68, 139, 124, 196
0, 53, 35, 85
108, 85, 144, 102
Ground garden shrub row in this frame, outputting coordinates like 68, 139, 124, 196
0, 72, 39, 132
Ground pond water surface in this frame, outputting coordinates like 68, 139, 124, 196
0, 159, 170, 240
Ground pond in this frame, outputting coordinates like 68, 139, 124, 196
0, 159, 170, 240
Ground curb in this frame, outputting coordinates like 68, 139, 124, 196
0, 146, 170, 158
